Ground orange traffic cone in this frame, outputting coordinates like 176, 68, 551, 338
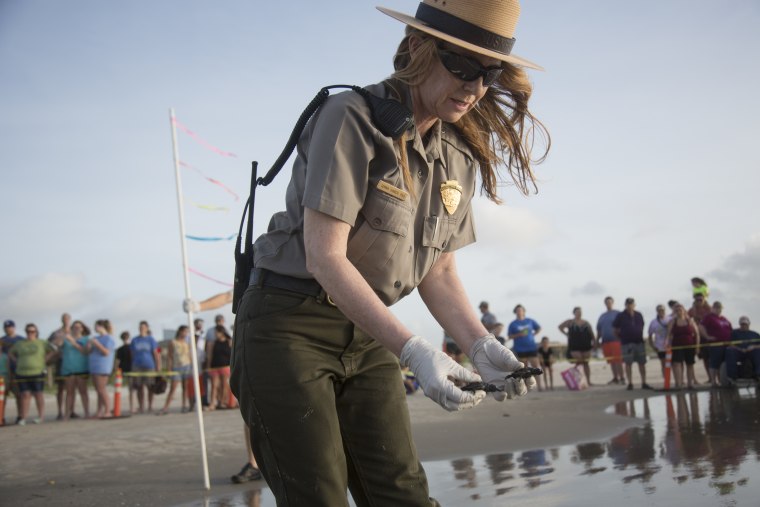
113, 369, 122, 417
0, 377, 6, 426
663, 347, 672, 391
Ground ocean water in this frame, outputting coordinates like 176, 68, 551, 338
183, 387, 759, 507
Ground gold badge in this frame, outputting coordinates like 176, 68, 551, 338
440, 180, 462, 215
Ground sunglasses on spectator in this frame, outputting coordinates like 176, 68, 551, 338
437, 47, 503, 86
26, 328, 38, 334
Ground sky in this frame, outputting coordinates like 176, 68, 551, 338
2, 0, 759, 346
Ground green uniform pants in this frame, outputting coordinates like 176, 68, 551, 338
231, 285, 439, 507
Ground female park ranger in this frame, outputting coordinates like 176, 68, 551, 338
231, 1, 550, 504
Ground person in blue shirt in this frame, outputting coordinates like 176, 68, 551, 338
129, 321, 160, 413
61, 320, 91, 420
88, 319, 116, 418
508, 304, 542, 373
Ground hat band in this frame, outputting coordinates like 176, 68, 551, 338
415, 3, 515, 55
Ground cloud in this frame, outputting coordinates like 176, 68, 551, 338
503, 284, 544, 299
571, 281, 606, 297
0, 272, 186, 337
472, 202, 553, 251
709, 234, 760, 313
524, 257, 569, 273
0, 272, 101, 323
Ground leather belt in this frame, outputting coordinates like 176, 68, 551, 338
249, 268, 324, 298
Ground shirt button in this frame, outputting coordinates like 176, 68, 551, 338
441, 241, 447, 248
408, 246, 412, 253
417, 170, 424, 177
372, 217, 382, 226
394, 281, 402, 289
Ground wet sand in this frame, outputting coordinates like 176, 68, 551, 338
0, 359, 708, 506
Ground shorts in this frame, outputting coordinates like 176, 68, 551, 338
16, 374, 46, 393
622, 342, 647, 365
515, 351, 538, 360
175, 364, 192, 380
208, 366, 230, 378
129, 367, 155, 388
708, 345, 725, 370
671, 347, 696, 365
602, 341, 623, 364
63, 371, 89, 380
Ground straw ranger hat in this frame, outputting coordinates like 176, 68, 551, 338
377, 0, 542, 70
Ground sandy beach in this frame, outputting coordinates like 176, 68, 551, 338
0, 359, 705, 506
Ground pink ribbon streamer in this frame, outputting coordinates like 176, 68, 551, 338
172, 117, 238, 158
189, 267, 233, 287
180, 161, 239, 201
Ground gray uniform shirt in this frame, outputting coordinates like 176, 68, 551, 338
253, 81, 477, 306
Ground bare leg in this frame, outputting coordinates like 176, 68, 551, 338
244, 424, 258, 467
136, 384, 145, 413
583, 361, 591, 385
33, 391, 45, 421
77, 377, 90, 418
94, 376, 110, 417
673, 363, 684, 388
161, 380, 179, 414
221, 374, 231, 408
65, 377, 76, 420
56, 381, 65, 418
625, 363, 634, 387
180, 378, 188, 410
637, 362, 647, 387
208, 375, 219, 410
20, 391, 32, 421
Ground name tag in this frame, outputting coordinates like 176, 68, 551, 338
377, 180, 409, 201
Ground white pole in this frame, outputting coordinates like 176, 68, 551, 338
169, 107, 211, 491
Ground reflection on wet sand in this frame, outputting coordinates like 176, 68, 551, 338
437, 388, 758, 505
182, 388, 758, 506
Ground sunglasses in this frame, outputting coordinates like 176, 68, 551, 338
437, 47, 503, 87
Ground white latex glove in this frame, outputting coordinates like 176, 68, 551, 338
400, 336, 486, 412
470, 334, 536, 401
182, 298, 200, 313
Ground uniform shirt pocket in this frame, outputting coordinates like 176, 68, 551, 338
421, 215, 458, 251
347, 189, 412, 268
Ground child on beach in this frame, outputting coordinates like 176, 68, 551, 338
538, 337, 554, 390
159, 325, 192, 415
114, 331, 134, 414
691, 277, 709, 299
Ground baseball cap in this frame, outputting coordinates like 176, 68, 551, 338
624, 297, 635, 305
3, 319, 15, 328
739, 316, 750, 325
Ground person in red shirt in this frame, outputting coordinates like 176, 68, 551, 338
699, 301, 732, 387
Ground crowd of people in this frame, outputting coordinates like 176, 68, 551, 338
0, 312, 237, 426
440, 277, 760, 393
